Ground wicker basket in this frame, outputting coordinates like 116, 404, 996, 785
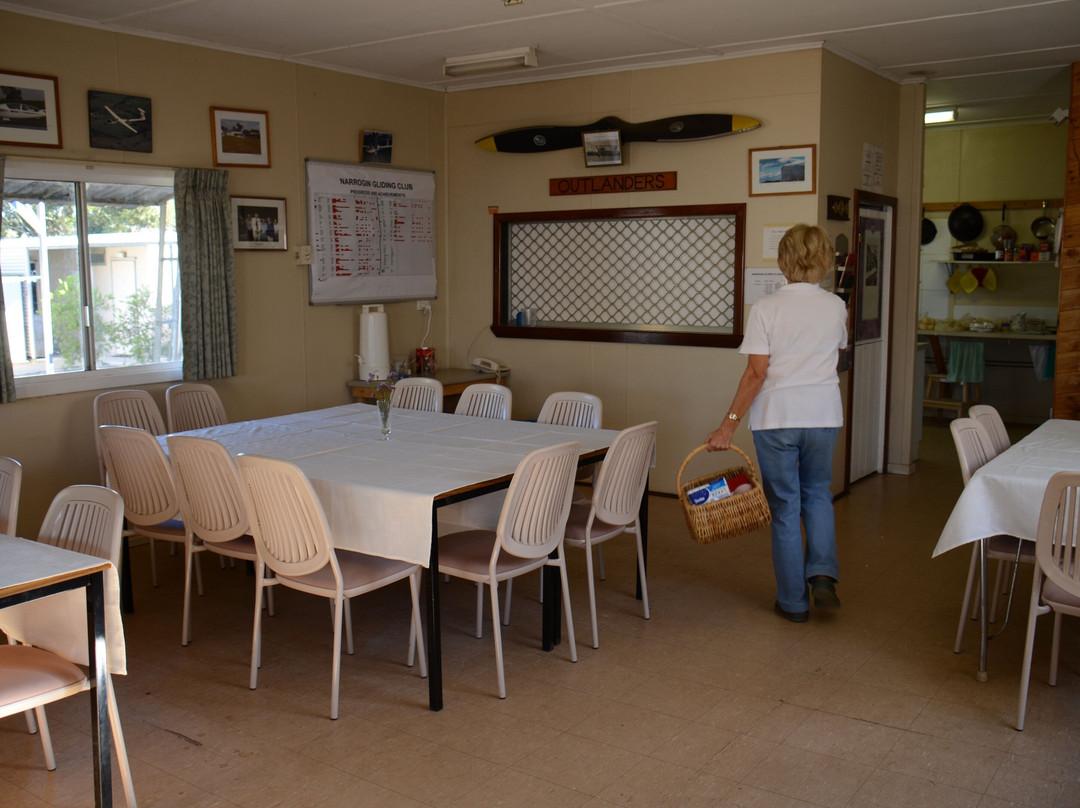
677, 444, 772, 544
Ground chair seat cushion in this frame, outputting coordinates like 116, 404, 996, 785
0, 645, 86, 715
987, 535, 1035, 559
1043, 578, 1080, 610
278, 549, 415, 594
563, 503, 624, 545
438, 529, 538, 577
207, 535, 258, 559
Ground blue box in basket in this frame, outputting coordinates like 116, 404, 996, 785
687, 477, 732, 505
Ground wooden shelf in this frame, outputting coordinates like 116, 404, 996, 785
924, 199, 1063, 212
946, 259, 1057, 265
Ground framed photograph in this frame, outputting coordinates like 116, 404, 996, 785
748, 144, 816, 196
0, 70, 62, 148
88, 90, 152, 153
826, 194, 850, 221
211, 107, 270, 167
582, 130, 622, 167
231, 196, 287, 250
360, 130, 393, 164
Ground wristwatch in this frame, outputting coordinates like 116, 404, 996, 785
726, 412, 740, 422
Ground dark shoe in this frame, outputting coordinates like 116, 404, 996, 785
774, 601, 809, 623
810, 577, 840, 609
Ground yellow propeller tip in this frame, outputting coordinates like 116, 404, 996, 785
475, 136, 497, 152
732, 116, 761, 132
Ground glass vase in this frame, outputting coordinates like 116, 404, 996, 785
376, 396, 392, 439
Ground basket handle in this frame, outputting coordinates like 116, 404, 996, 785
677, 443, 762, 491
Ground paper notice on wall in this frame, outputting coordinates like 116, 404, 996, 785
745, 267, 787, 305
763, 226, 790, 260
862, 143, 884, 192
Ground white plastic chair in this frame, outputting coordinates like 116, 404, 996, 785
968, 404, 1011, 457
390, 376, 443, 413
166, 382, 229, 433
537, 392, 602, 429
438, 441, 580, 698
2, 483, 137, 807
1016, 471, 1080, 730
562, 421, 656, 649
454, 383, 512, 419
98, 425, 203, 645
167, 435, 275, 646
950, 417, 1033, 653
237, 454, 426, 720
0, 456, 22, 535
93, 389, 167, 485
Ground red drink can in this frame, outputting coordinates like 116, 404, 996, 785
416, 347, 436, 376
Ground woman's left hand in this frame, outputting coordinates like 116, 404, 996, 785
705, 421, 736, 452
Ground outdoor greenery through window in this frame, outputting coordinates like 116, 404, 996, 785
1, 159, 179, 390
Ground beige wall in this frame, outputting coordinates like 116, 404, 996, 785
1, 10, 922, 532
0, 11, 446, 532
445, 51, 827, 493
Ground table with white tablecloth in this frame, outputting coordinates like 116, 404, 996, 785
170, 404, 619, 710
0, 535, 124, 807
934, 419, 1080, 679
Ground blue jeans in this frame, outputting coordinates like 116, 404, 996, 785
752, 427, 840, 612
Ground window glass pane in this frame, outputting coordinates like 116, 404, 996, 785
85, 183, 178, 368
1, 178, 86, 376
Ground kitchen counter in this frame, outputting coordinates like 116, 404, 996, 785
917, 329, 1055, 342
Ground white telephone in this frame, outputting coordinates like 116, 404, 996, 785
471, 356, 510, 375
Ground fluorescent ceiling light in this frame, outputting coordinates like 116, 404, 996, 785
444, 46, 537, 78
924, 108, 956, 124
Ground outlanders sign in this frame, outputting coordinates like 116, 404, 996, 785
549, 171, 677, 197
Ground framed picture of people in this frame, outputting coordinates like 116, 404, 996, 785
231, 196, 287, 251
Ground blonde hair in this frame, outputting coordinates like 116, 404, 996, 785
777, 224, 833, 284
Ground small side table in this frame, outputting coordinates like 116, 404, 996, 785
348, 367, 508, 412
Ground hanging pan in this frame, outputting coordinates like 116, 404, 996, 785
1031, 202, 1055, 240
989, 204, 1017, 251
921, 216, 937, 246
947, 203, 983, 242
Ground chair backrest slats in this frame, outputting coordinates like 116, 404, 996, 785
168, 436, 248, 544
1036, 472, 1080, 596
390, 377, 443, 413
0, 456, 23, 536
537, 392, 602, 429
497, 441, 580, 559
968, 404, 1011, 457
949, 417, 995, 486
454, 383, 511, 420
37, 485, 125, 568
166, 383, 228, 433
237, 454, 338, 581
98, 425, 181, 527
94, 389, 167, 485
592, 421, 658, 527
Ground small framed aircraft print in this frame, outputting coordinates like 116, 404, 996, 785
88, 90, 152, 152
211, 107, 270, 167
582, 129, 623, 167
361, 130, 393, 164
0, 70, 62, 149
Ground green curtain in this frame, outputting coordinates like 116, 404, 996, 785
175, 167, 237, 380
0, 156, 17, 402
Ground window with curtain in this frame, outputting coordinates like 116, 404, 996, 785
1, 158, 181, 397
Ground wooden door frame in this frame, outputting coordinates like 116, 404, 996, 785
1052, 63, 1079, 418
843, 190, 899, 490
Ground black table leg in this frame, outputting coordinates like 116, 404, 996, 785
542, 553, 561, 650
86, 571, 113, 808
425, 509, 443, 711
636, 475, 649, 600
120, 535, 133, 614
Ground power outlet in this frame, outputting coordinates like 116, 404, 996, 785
416, 299, 432, 313
294, 245, 313, 265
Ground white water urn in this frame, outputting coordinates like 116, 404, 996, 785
357, 304, 391, 379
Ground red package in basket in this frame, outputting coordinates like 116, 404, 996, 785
726, 472, 753, 495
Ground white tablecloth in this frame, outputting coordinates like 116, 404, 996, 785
0, 535, 126, 674
171, 404, 617, 567
933, 419, 1080, 557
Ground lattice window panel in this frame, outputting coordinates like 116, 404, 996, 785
506, 214, 738, 332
